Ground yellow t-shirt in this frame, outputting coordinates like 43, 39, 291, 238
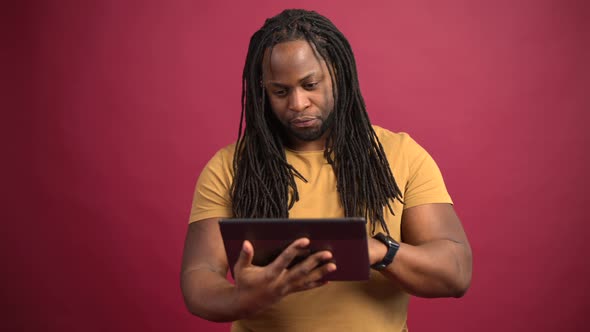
189, 125, 452, 332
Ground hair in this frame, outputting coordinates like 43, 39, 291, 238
230, 9, 403, 235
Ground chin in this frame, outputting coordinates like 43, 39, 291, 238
289, 127, 322, 141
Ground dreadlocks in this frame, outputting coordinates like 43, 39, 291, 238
230, 9, 403, 235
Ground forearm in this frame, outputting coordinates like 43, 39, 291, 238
181, 268, 243, 322
371, 238, 472, 298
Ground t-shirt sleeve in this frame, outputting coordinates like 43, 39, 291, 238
402, 135, 453, 209
188, 146, 234, 223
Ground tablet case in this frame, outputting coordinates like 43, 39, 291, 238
219, 218, 370, 281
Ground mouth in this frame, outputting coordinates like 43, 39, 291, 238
291, 117, 319, 128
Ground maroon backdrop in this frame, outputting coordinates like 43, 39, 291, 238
6, 0, 589, 331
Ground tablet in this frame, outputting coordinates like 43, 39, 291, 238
219, 218, 369, 281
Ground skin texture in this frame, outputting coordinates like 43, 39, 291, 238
181, 39, 472, 321
263, 40, 334, 151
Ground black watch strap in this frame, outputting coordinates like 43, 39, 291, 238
370, 232, 400, 270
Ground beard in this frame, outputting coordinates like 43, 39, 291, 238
285, 110, 335, 142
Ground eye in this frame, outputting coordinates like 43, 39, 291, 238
273, 89, 287, 97
303, 82, 318, 90
304, 82, 318, 90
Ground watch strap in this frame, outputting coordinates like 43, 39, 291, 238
370, 232, 400, 270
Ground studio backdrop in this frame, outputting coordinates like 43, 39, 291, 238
6, 0, 588, 331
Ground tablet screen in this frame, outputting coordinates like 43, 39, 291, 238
219, 218, 369, 281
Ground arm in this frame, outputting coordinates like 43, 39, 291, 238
368, 203, 472, 298
180, 217, 336, 322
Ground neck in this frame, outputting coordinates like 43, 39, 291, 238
285, 129, 331, 152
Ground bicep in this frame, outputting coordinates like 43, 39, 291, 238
401, 203, 470, 247
181, 218, 229, 277
398, 203, 473, 297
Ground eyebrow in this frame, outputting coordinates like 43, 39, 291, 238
267, 72, 319, 88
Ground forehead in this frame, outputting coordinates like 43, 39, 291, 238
262, 40, 327, 80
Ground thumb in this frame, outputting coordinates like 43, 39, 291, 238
234, 240, 254, 271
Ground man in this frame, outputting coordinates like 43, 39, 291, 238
181, 9, 472, 332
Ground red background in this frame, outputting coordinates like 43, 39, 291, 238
5, 0, 589, 331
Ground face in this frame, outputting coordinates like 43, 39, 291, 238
262, 40, 335, 151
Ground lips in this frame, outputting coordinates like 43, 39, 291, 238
291, 117, 319, 128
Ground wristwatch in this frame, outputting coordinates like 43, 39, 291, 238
370, 232, 400, 270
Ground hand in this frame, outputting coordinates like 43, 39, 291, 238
232, 238, 336, 318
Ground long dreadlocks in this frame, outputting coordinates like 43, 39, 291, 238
231, 9, 403, 235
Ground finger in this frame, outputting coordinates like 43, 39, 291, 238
290, 263, 336, 293
234, 240, 254, 272
268, 238, 310, 274
301, 262, 337, 290
303, 279, 330, 290
307, 261, 337, 281
286, 250, 335, 283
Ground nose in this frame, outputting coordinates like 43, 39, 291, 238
288, 88, 310, 112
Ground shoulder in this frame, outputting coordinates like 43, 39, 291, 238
194, 142, 238, 193
206, 142, 237, 167
372, 125, 417, 152
216, 141, 238, 159
372, 125, 452, 207
198, 141, 238, 183
371, 125, 434, 172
